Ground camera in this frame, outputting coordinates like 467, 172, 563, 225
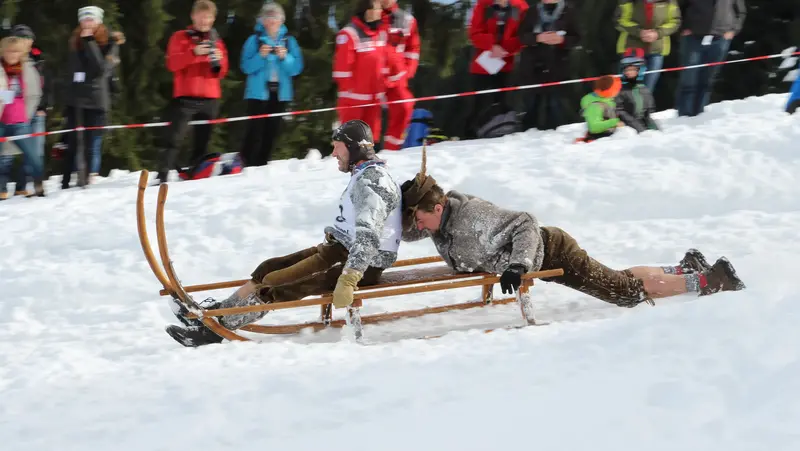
187, 27, 221, 73
207, 29, 221, 73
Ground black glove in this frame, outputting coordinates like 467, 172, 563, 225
499, 264, 526, 294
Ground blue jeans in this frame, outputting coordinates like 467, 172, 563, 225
74, 128, 103, 174
14, 113, 47, 188
0, 122, 43, 193
675, 35, 732, 116
31, 113, 45, 159
62, 107, 106, 187
644, 54, 664, 92
89, 133, 102, 174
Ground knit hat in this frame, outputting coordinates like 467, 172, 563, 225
11, 24, 34, 40
401, 142, 437, 209
593, 75, 622, 98
331, 119, 376, 165
78, 6, 104, 24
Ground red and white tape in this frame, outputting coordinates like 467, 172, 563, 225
1, 50, 797, 143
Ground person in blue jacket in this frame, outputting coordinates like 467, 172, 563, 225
239, 2, 303, 166
787, 67, 800, 114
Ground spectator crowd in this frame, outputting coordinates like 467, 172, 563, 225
0, 0, 756, 199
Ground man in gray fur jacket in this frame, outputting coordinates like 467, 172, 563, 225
400, 151, 746, 308
165, 119, 403, 347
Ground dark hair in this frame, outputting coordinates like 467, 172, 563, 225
353, 0, 380, 18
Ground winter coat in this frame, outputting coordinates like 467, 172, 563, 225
29, 45, 52, 112
0, 61, 42, 157
240, 23, 303, 102
787, 72, 800, 114
401, 190, 545, 274
517, 1, 581, 84
468, 0, 529, 75
383, 3, 421, 84
678, 0, 746, 37
165, 27, 229, 99
0, 61, 41, 122
324, 161, 403, 273
333, 17, 390, 103
615, 82, 658, 132
580, 93, 620, 134
615, 0, 681, 56
65, 25, 119, 112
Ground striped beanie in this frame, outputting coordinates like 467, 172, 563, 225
78, 6, 104, 24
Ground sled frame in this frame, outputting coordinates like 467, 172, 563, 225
136, 170, 563, 342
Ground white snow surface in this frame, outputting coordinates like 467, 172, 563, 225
2, 94, 800, 450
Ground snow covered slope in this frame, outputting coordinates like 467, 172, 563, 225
1, 94, 799, 450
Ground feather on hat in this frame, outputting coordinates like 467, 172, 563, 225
402, 140, 437, 208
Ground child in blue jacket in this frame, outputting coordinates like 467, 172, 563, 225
239, 3, 303, 166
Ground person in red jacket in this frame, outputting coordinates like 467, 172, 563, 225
466, 0, 528, 137
156, 0, 229, 184
332, 0, 388, 144
380, 0, 420, 151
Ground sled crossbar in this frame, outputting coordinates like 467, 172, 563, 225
136, 170, 563, 343
157, 255, 445, 296
185, 266, 563, 318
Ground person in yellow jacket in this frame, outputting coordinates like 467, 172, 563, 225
615, 0, 681, 91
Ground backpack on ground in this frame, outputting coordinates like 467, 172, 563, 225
402, 108, 451, 149
475, 102, 520, 139
403, 109, 432, 148
177, 152, 243, 181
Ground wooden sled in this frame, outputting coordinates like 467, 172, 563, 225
136, 170, 564, 342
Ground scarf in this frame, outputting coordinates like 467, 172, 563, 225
2, 61, 22, 77
533, 1, 565, 33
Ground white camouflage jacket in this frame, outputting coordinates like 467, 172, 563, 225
324, 162, 402, 272
402, 190, 545, 274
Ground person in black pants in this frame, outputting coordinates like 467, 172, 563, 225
61, 6, 120, 189
157, 0, 229, 183
239, 3, 303, 166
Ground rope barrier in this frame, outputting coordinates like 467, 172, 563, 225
0, 50, 796, 143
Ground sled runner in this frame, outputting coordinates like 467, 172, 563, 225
136, 170, 564, 343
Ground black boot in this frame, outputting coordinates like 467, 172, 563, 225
165, 324, 224, 347
700, 257, 746, 296
679, 248, 711, 274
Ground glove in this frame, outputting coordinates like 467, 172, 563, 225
499, 264, 526, 294
332, 268, 363, 308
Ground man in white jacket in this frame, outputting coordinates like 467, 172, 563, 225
166, 119, 404, 347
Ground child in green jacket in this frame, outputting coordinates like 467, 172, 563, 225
576, 75, 623, 143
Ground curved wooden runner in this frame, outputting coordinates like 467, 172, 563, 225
136, 171, 172, 292
154, 182, 249, 342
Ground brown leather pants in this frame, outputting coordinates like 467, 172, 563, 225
538, 227, 649, 307
250, 237, 384, 303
